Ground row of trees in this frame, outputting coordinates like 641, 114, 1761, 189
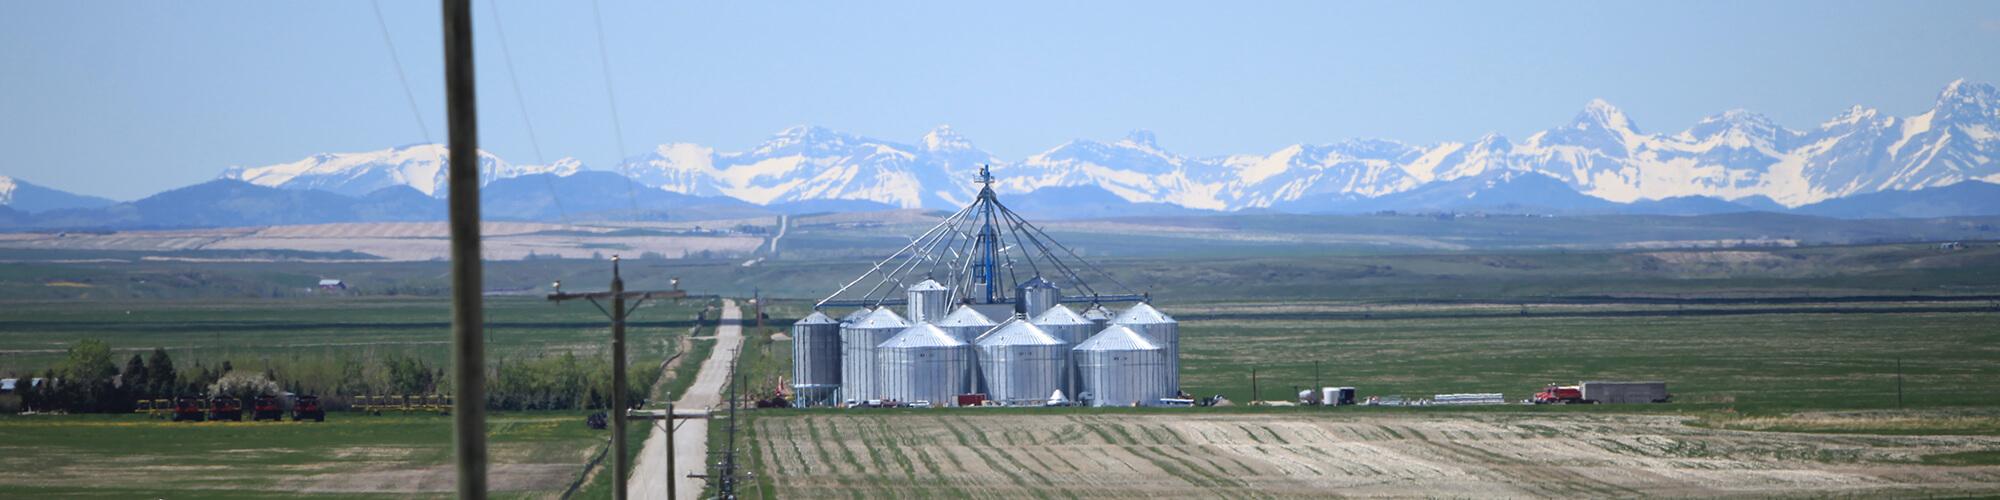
12, 339, 657, 413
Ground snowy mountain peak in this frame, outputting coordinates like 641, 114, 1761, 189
922, 125, 974, 152
1933, 79, 1996, 120
1821, 105, 1883, 129
220, 144, 517, 198
1120, 130, 1161, 150
0, 176, 15, 205
1573, 98, 1639, 133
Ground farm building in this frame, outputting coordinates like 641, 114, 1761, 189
795, 167, 1179, 408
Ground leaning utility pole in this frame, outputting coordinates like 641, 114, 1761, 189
440, 0, 485, 497
547, 258, 685, 500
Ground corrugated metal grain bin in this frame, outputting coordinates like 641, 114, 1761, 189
906, 279, 950, 324
839, 307, 872, 326
1080, 304, 1117, 332
877, 323, 972, 405
935, 304, 998, 343
1112, 302, 1180, 393
790, 311, 842, 406
839, 307, 908, 403
976, 320, 1071, 405
1031, 304, 1094, 346
1581, 381, 1670, 404
1073, 325, 1169, 407
1015, 276, 1061, 316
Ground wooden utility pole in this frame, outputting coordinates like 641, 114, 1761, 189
440, 0, 485, 497
547, 258, 685, 500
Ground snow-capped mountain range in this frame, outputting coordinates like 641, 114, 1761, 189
183, 79, 2000, 213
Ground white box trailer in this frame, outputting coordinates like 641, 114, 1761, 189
1580, 381, 1669, 404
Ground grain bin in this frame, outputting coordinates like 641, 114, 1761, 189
975, 320, 1071, 405
1112, 302, 1180, 393
1015, 276, 1061, 315
839, 307, 908, 404
935, 304, 998, 343
839, 307, 872, 326
790, 311, 842, 406
876, 323, 972, 405
1080, 303, 1117, 332
906, 279, 950, 324
1031, 304, 1094, 346
1073, 325, 1170, 407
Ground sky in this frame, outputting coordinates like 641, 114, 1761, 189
3, 1, 1999, 200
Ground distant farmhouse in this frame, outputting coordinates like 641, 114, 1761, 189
317, 279, 347, 292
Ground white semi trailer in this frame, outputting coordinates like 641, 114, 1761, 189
1579, 381, 1670, 404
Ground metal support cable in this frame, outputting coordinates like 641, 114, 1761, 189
995, 198, 1137, 295
815, 202, 975, 307
587, 0, 645, 217
485, 0, 575, 228
995, 203, 1099, 297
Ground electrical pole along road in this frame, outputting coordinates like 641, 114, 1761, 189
631, 299, 743, 499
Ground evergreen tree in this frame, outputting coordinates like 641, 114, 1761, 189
123, 354, 149, 398
146, 348, 176, 397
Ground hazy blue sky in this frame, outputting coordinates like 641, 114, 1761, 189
4, 1, 1998, 200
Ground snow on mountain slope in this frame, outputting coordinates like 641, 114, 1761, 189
619, 125, 987, 209
202, 79, 1998, 214
219, 144, 573, 198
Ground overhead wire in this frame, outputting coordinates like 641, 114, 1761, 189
587, 0, 647, 219
485, 0, 577, 231
369, 0, 446, 177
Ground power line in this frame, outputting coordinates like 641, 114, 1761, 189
370, 0, 438, 149
485, 0, 577, 229
588, 0, 647, 219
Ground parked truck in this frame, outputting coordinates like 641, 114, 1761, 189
1534, 381, 1669, 404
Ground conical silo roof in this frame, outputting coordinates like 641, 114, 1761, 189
975, 320, 1064, 347
840, 307, 873, 324
1080, 304, 1115, 322
878, 323, 966, 349
1075, 324, 1159, 351
852, 307, 909, 330
908, 279, 948, 292
936, 305, 996, 329
1111, 302, 1174, 324
1032, 304, 1091, 327
796, 310, 838, 326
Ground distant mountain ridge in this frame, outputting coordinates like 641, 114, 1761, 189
4, 79, 1996, 227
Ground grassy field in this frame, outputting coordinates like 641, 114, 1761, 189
0, 296, 707, 381
0, 411, 603, 498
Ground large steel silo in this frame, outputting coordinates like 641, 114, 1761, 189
839, 307, 872, 326
790, 311, 842, 407
935, 304, 997, 343
839, 307, 908, 404
1073, 325, 1170, 407
1112, 302, 1180, 394
975, 320, 1070, 406
1014, 276, 1061, 315
1031, 304, 1094, 346
905, 279, 950, 324
876, 323, 971, 405
1080, 304, 1117, 332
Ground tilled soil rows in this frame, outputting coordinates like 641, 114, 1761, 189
754, 412, 2000, 498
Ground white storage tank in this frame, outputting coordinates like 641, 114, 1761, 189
1015, 276, 1061, 316
975, 320, 1071, 406
1031, 304, 1094, 346
1112, 302, 1180, 394
935, 304, 997, 343
905, 279, 951, 324
876, 323, 972, 406
1080, 303, 1117, 332
789, 311, 842, 406
839, 307, 908, 404
1072, 325, 1170, 407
